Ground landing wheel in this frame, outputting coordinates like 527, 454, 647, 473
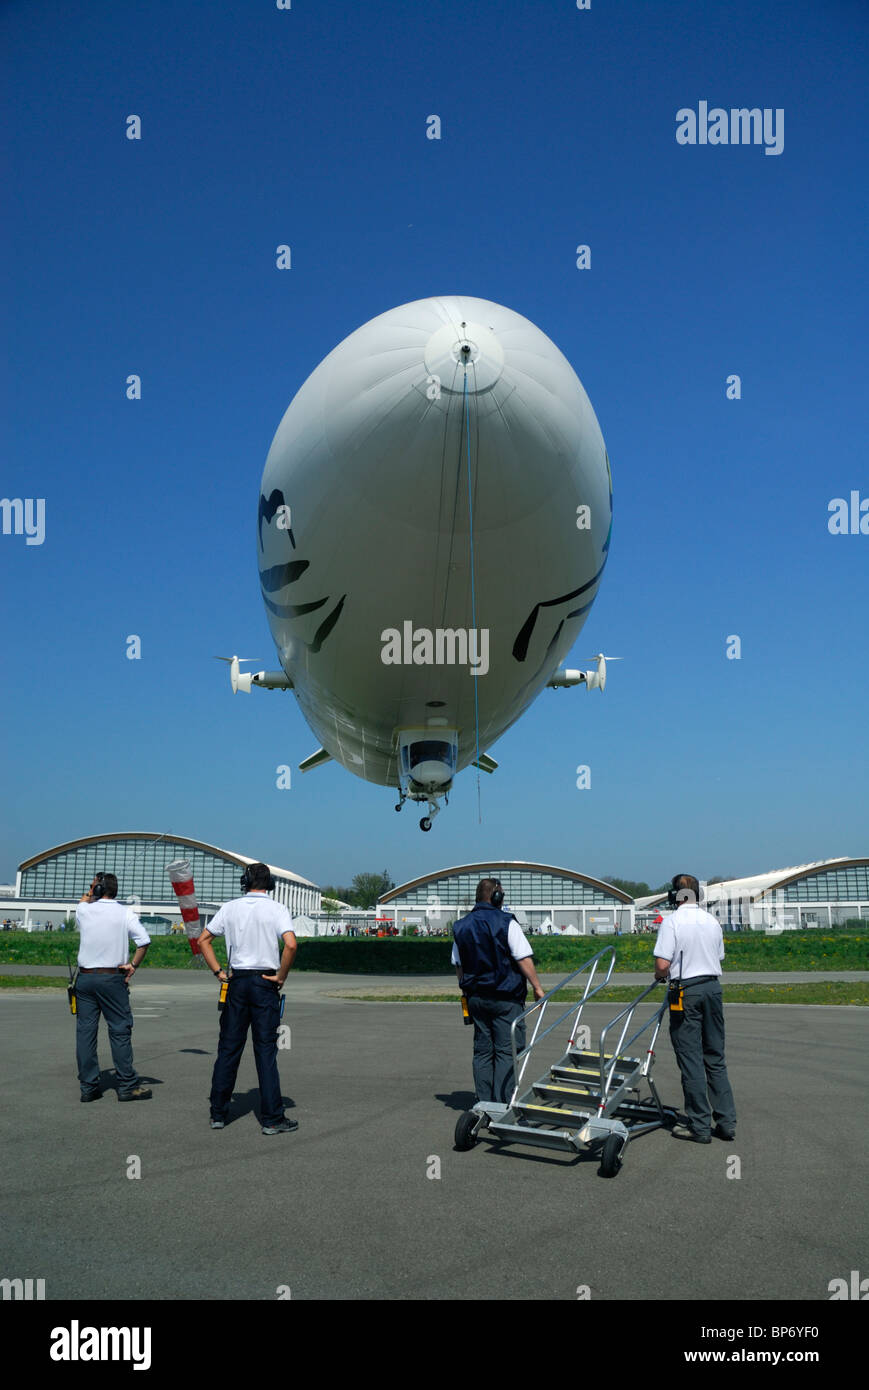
599, 1133, 624, 1178
454, 1111, 479, 1151
420, 817, 432, 832
394, 803, 403, 812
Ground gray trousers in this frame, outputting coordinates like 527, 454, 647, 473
75, 972, 141, 1097
469, 996, 526, 1103
668, 978, 737, 1135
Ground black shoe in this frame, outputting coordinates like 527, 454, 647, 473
262, 1117, 298, 1135
671, 1122, 711, 1143
118, 1086, 152, 1102
80, 1091, 102, 1103
712, 1124, 735, 1141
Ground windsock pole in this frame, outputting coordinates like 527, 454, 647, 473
165, 860, 202, 955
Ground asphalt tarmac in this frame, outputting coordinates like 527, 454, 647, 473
1, 970, 866, 1301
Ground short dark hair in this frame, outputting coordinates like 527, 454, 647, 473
100, 872, 119, 899
247, 862, 273, 892
672, 873, 701, 906
475, 878, 499, 903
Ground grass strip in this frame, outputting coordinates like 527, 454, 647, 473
0, 974, 69, 990
326, 981, 869, 1006
1, 929, 865, 974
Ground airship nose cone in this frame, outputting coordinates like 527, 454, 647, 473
424, 319, 505, 393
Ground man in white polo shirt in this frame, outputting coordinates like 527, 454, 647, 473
75, 872, 152, 1102
196, 861, 298, 1134
654, 872, 737, 1144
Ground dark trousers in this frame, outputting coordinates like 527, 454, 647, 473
209, 974, 284, 1125
468, 995, 526, 1103
669, 979, 737, 1136
75, 972, 140, 1097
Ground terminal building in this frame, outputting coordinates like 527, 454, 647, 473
635, 858, 869, 930
378, 862, 634, 934
2, 832, 320, 931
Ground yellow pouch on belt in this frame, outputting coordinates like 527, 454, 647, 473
668, 983, 684, 1013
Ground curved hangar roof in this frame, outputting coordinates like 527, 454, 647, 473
18, 831, 318, 894
380, 862, 632, 906
636, 858, 865, 909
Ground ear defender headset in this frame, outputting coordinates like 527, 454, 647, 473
91, 872, 106, 900
491, 881, 505, 909
240, 865, 276, 893
668, 874, 698, 909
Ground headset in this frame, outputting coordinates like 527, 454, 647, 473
668, 874, 700, 909
240, 864, 276, 893
491, 880, 505, 910
91, 872, 107, 900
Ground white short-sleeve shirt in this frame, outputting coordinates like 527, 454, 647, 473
653, 905, 725, 979
207, 892, 295, 970
451, 915, 533, 966
75, 899, 151, 967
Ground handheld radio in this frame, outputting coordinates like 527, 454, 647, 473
218, 945, 231, 1012
65, 951, 78, 1016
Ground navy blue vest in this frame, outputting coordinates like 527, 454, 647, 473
453, 904, 527, 1004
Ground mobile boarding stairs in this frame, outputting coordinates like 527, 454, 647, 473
454, 945, 679, 1177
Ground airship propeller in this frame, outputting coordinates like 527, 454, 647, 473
583, 654, 623, 692
214, 655, 260, 695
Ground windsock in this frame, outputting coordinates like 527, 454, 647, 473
166, 859, 202, 954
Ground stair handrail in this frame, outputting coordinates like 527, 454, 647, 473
597, 983, 668, 1109
508, 944, 617, 1105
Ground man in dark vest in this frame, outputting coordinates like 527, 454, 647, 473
452, 878, 545, 1103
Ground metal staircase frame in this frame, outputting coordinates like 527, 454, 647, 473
461, 945, 680, 1170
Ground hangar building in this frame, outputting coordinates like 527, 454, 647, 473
378, 861, 633, 934
635, 857, 868, 930
3, 832, 320, 930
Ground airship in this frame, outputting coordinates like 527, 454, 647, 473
221, 295, 614, 830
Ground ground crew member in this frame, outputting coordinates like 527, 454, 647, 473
452, 878, 545, 1103
654, 873, 737, 1143
74, 872, 152, 1102
196, 861, 297, 1135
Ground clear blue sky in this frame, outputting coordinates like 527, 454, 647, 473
2, 0, 866, 893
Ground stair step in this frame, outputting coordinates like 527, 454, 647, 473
516, 1102, 593, 1127
536, 1082, 601, 1101
567, 1050, 639, 1061
552, 1065, 637, 1083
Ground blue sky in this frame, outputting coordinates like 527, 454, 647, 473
1, 0, 866, 893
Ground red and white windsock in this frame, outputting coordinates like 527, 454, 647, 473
166, 859, 202, 955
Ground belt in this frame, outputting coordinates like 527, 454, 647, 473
79, 966, 125, 974
229, 968, 276, 976
673, 974, 718, 987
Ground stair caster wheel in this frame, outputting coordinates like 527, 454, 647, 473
599, 1133, 624, 1178
419, 817, 432, 832
454, 1110, 479, 1151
